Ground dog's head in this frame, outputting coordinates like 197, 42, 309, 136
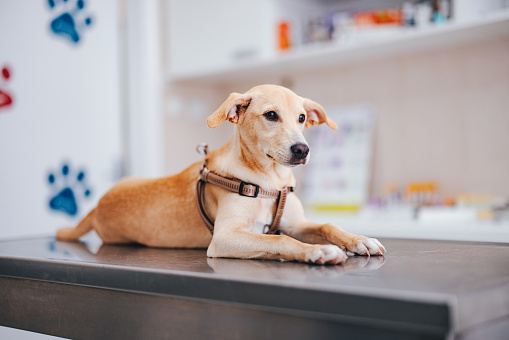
207, 84, 337, 167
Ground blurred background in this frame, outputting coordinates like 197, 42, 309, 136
0, 0, 508, 338
1, 0, 509, 242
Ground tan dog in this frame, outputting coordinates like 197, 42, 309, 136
57, 85, 386, 264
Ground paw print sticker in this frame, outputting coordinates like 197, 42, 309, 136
48, 0, 93, 44
47, 163, 92, 216
0, 66, 13, 111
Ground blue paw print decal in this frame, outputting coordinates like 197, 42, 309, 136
48, 0, 93, 44
47, 163, 91, 216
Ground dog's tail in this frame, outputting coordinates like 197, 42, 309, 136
56, 208, 96, 241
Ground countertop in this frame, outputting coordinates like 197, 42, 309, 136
1, 235, 508, 339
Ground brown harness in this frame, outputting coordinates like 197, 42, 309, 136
195, 144, 293, 235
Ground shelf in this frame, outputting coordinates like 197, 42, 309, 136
169, 10, 509, 86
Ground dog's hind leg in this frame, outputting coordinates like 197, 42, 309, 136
56, 208, 96, 241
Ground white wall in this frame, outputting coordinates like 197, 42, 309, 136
289, 36, 509, 197
0, 0, 122, 239
0, 1, 124, 338
163, 36, 509, 199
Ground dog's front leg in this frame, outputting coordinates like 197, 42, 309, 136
286, 222, 386, 256
281, 195, 387, 256
208, 229, 348, 264
207, 195, 347, 264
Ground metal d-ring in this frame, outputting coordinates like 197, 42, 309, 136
196, 143, 209, 156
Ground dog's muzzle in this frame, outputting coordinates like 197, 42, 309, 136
290, 143, 309, 164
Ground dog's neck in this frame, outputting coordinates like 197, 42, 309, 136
207, 129, 296, 191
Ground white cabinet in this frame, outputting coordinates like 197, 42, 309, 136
166, 0, 276, 80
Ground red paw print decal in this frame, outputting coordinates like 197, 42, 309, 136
0, 66, 14, 111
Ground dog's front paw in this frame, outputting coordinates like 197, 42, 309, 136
307, 245, 348, 265
349, 238, 386, 256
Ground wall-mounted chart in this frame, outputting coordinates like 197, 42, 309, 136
304, 105, 375, 212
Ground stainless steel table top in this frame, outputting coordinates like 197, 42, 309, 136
1, 235, 508, 336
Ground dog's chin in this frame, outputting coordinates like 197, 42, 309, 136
287, 158, 308, 167
267, 154, 308, 167
285, 163, 303, 168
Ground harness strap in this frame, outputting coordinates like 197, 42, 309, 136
196, 162, 293, 235
266, 187, 289, 235
196, 177, 214, 233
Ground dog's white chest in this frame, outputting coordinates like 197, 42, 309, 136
251, 198, 277, 234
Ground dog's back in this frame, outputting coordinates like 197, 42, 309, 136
57, 161, 213, 248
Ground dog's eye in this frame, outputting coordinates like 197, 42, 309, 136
264, 111, 278, 122
298, 114, 306, 123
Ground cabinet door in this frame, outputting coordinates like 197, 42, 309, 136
0, 0, 122, 239
167, 0, 275, 79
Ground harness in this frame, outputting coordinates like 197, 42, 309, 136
195, 143, 293, 235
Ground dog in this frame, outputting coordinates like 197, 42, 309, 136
57, 84, 386, 264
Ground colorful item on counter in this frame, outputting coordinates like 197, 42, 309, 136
278, 21, 291, 50
456, 193, 508, 208
306, 15, 333, 44
405, 181, 438, 206
432, 0, 451, 23
457, 194, 509, 221
353, 8, 403, 27
373, 181, 458, 209
283, 0, 453, 50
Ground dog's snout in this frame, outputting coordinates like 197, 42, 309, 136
290, 143, 309, 160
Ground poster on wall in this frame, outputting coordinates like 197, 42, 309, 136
304, 105, 375, 212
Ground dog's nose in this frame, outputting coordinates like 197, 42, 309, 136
290, 143, 309, 160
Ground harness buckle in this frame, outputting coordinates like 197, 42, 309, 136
239, 181, 260, 198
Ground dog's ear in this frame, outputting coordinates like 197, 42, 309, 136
207, 92, 252, 128
302, 98, 337, 130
